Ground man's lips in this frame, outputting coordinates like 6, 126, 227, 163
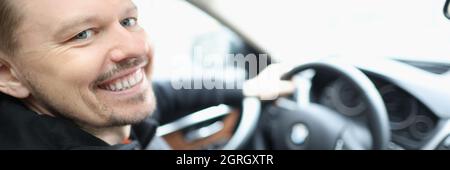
98, 69, 144, 92
94, 57, 150, 92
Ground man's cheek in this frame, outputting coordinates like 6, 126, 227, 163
145, 54, 154, 78
62, 70, 98, 90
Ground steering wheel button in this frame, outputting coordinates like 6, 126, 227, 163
290, 123, 309, 145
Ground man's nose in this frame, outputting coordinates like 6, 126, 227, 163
107, 24, 146, 63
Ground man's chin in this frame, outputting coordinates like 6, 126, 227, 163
107, 92, 156, 126
107, 110, 152, 126
88, 78, 156, 127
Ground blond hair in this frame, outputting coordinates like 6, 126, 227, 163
0, 0, 22, 56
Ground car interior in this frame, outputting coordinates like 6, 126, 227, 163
126, 0, 450, 150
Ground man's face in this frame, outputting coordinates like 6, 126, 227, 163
10, 0, 156, 128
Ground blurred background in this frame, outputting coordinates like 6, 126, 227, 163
134, 0, 450, 81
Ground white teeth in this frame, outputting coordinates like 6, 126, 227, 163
135, 73, 140, 83
109, 84, 116, 91
136, 70, 143, 82
114, 81, 123, 91
100, 69, 144, 92
122, 79, 130, 89
129, 75, 136, 86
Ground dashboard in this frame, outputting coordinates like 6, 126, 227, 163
296, 57, 450, 150
311, 74, 439, 149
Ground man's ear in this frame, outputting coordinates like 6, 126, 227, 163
0, 60, 31, 99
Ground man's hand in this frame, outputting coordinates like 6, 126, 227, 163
243, 64, 296, 100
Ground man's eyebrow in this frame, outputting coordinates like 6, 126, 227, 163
53, 16, 99, 40
125, 3, 138, 15
53, 4, 138, 40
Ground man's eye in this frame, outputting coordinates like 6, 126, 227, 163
72, 29, 94, 41
120, 17, 138, 28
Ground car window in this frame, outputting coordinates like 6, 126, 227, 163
200, 0, 450, 63
134, 0, 248, 83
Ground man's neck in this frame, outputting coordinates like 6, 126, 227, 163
81, 125, 131, 145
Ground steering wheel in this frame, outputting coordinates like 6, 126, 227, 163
156, 59, 390, 150
265, 59, 391, 149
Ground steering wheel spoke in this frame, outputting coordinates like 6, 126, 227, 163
292, 69, 316, 108
339, 120, 373, 150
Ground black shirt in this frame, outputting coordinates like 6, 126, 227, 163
0, 81, 243, 149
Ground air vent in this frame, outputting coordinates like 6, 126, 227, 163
396, 59, 450, 74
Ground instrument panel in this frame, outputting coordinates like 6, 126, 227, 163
312, 73, 439, 149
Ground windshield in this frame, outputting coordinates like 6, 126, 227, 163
200, 0, 450, 63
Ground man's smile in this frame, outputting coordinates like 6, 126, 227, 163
93, 56, 151, 96
96, 67, 149, 97
98, 68, 144, 92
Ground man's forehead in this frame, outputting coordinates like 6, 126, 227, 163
17, 0, 135, 17
15, 0, 136, 37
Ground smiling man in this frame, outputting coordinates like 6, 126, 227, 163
0, 0, 294, 149
0, 0, 161, 149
